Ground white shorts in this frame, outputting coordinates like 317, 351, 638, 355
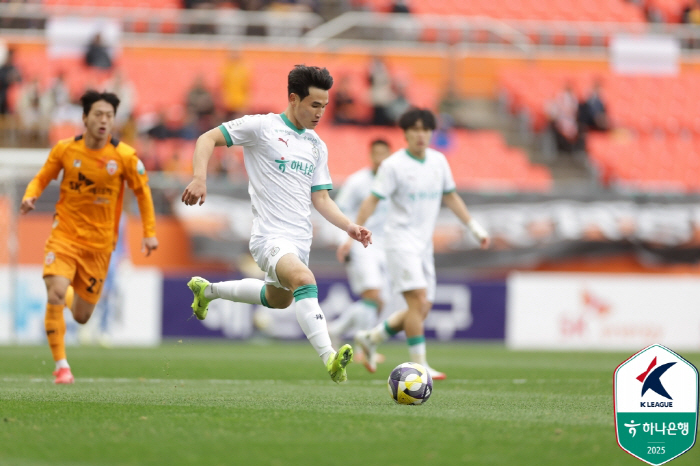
346, 242, 386, 296
249, 236, 310, 290
386, 247, 436, 302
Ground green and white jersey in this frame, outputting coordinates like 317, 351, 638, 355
335, 167, 387, 245
219, 113, 332, 249
371, 148, 456, 253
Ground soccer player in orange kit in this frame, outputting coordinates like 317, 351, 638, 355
21, 90, 159, 384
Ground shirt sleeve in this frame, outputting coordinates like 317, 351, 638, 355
311, 142, 332, 192
218, 114, 263, 147
371, 162, 395, 199
441, 156, 457, 194
123, 152, 157, 238
23, 143, 65, 200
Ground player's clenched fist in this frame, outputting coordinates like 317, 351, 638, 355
182, 178, 207, 206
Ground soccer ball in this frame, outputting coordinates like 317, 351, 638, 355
387, 362, 433, 405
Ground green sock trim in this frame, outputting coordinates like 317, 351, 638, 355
293, 284, 318, 301
407, 335, 426, 346
260, 286, 271, 308
362, 299, 379, 309
384, 321, 399, 336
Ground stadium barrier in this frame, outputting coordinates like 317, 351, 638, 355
0, 265, 162, 346
506, 272, 700, 351
162, 275, 506, 342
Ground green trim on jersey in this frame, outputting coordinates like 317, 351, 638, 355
280, 113, 306, 135
443, 188, 456, 195
405, 149, 426, 164
218, 125, 233, 147
311, 184, 333, 192
371, 191, 385, 200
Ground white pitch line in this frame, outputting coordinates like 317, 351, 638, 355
1, 377, 605, 385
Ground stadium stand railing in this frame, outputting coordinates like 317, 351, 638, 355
3, 6, 700, 52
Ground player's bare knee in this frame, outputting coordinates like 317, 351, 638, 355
289, 272, 316, 290
46, 288, 66, 305
73, 312, 90, 324
269, 294, 293, 309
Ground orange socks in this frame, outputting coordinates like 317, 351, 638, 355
45, 303, 66, 362
64, 285, 74, 311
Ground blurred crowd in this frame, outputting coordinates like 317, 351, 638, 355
545, 79, 610, 155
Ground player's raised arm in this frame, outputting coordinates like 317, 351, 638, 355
21, 144, 65, 214
182, 127, 228, 206
311, 189, 372, 247
123, 152, 158, 256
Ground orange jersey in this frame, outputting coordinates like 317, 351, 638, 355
23, 135, 156, 252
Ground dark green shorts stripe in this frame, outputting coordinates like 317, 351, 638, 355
293, 284, 318, 301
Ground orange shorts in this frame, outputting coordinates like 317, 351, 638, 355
42, 236, 112, 305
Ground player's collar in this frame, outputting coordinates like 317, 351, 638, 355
405, 149, 426, 163
279, 113, 306, 135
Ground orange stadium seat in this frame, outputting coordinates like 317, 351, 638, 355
372, 0, 646, 22
318, 126, 552, 192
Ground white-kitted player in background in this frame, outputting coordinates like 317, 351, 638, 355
332, 139, 393, 365
181, 65, 372, 384
352, 107, 490, 380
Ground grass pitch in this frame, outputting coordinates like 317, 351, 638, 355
1, 341, 698, 466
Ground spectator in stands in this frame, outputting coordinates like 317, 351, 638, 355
186, 75, 216, 132
578, 79, 610, 132
332, 76, 360, 125
16, 78, 49, 141
0, 48, 21, 115
368, 57, 396, 126
104, 70, 136, 127
385, 80, 410, 123
391, 0, 411, 13
146, 111, 173, 140
46, 73, 81, 125
546, 82, 582, 153
682, 0, 700, 24
220, 49, 250, 120
84, 34, 113, 70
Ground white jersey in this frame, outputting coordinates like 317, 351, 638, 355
371, 148, 456, 253
334, 168, 387, 245
219, 113, 332, 251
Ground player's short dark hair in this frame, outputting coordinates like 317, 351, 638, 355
80, 90, 120, 116
398, 107, 436, 131
288, 65, 333, 101
370, 138, 390, 149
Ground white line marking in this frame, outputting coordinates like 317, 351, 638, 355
1, 377, 606, 385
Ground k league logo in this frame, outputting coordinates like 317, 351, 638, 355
614, 344, 699, 465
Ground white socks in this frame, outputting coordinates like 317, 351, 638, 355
408, 339, 427, 366
55, 359, 70, 370
293, 285, 334, 363
369, 320, 398, 345
327, 300, 377, 339
205, 279, 265, 305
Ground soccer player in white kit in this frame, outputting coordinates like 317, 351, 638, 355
330, 139, 391, 355
352, 108, 490, 380
181, 65, 372, 383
